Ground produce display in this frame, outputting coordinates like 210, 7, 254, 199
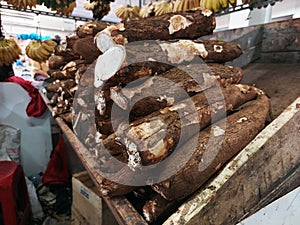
44, 8, 271, 223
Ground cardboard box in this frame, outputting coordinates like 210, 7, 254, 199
71, 171, 119, 225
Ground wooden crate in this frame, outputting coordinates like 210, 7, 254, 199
41, 91, 300, 225
72, 171, 118, 225
164, 96, 300, 224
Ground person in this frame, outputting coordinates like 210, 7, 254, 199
0, 64, 15, 82
52, 35, 61, 45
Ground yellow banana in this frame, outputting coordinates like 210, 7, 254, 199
139, 3, 153, 18
195, 0, 201, 8
184, 0, 190, 10
39, 47, 51, 58
200, 0, 206, 8
204, 0, 212, 11
211, 0, 221, 12
219, 0, 228, 9
173, 0, 184, 12
242, 0, 250, 3
228, 0, 236, 7
0, 39, 21, 65
154, 1, 172, 16
42, 40, 57, 52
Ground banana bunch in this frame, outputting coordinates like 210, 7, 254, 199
228, 0, 237, 7
139, 3, 154, 18
115, 5, 140, 21
5, 0, 36, 9
0, 38, 22, 67
36, 0, 76, 15
200, 0, 230, 13
25, 40, 57, 63
91, 0, 111, 20
56, 1, 76, 15
153, 1, 173, 16
173, 0, 200, 12
83, 0, 98, 10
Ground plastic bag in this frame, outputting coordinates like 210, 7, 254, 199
0, 124, 21, 162
25, 176, 45, 221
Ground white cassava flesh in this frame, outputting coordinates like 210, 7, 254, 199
95, 32, 116, 53
94, 45, 126, 88
168, 15, 192, 35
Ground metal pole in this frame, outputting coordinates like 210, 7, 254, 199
0, 10, 3, 38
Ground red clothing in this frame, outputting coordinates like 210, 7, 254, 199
4, 76, 47, 117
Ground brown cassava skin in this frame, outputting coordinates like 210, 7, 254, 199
103, 84, 262, 166
195, 40, 243, 63
111, 9, 216, 42
94, 85, 264, 198
143, 194, 176, 223
48, 55, 68, 70
73, 36, 101, 63
76, 21, 111, 38
45, 79, 76, 93
140, 94, 270, 222
151, 94, 270, 201
121, 39, 242, 64
96, 63, 243, 137
108, 64, 243, 112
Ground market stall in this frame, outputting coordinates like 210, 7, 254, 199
0, 0, 299, 224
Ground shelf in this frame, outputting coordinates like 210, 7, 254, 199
216, 0, 283, 17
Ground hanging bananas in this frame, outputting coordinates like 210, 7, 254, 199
5, 0, 36, 9
173, 0, 200, 12
115, 5, 140, 21
25, 39, 57, 63
35, 0, 77, 15
56, 1, 77, 16
228, 0, 237, 7
83, 0, 98, 10
92, 1, 111, 20
199, 0, 236, 13
0, 38, 22, 67
153, 1, 173, 16
139, 3, 154, 18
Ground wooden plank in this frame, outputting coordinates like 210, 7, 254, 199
103, 197, 148, 225
40, 91, 148, 225
164, 97, 300, 225
240, 165, 300, 221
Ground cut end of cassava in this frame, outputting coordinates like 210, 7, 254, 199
95, 32, 116, 53
168, 15, 193, 35
159, 40, 208, 64
94, 45, 126, 88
